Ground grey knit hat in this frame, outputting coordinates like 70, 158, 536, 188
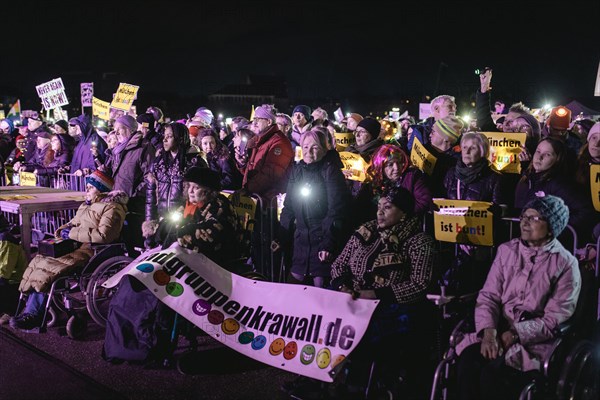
523, 194, 569, 236
115, 115, 138, 132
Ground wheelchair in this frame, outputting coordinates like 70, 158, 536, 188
14, 242, 133, 339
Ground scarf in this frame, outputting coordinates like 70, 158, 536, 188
183, 201, 202, 218
454, 158, 487, 185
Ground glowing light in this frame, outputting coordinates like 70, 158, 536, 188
218, 113, 223, 119
225, 117, 232, 125
462, 115, 471, 123
346, 113, 351, 118
392, 107, 400, 112
544, 104, 551, 110
555, 107, 568, 117
169, 211, 182, 222
300, 186, 310, 197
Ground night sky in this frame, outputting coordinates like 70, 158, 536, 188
2, 0, 599, 116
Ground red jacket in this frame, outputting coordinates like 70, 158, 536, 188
240, 124, 293, 201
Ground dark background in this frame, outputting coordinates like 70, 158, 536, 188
1, 0, 599, 119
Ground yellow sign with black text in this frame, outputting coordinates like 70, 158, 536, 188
334, 132, 355, 151
410, 137, 437, 176
110, 83, 139, 112
92, 97, 111, 120
19, 172, 37, 186
433, 199, 494, 246
589, 165, 600, 212
338, 151, 367, 182
480, 132, 526, 174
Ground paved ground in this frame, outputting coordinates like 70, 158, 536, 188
1, 317, 297, 400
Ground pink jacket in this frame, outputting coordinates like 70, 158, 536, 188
457, 238, 581, 371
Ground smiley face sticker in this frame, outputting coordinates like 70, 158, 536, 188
300, 344, 315, 365
135, 263, 154, 273
251, 335, 267, 350
283, 341, 298, 360
238, 331, 254, 345
152, 270, 170, 286
192, 299, 211, 316
317, 348, 331, 369
207, 310, 224, 325
269, 338, 285, 356
221, 318, 240, 335
165, 282, 184, 297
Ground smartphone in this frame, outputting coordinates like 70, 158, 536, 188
238, 136, 248, 154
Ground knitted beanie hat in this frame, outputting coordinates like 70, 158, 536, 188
292, 105, 312, 122
523, 194, 569, 237
254, 104, 277, 122
546, 106, 571, 131
115, 115, 138, 132
357, 117, 381, 139
433, 115, 463, 144
86, 169, 114, 193
587, 122, 600, 142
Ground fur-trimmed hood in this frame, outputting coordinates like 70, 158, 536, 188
96, 190, 129, 205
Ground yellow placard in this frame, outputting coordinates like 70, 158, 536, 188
410, 137, 437, 176
480, 132, 526, 174
19, 172, 37, 186
334, 132, 355, 151
221, 192, 257, 230
92, 97, 111, 121
433, 199, 494, 246
338, 151, 367, 182
294, 146, 303, 162
590, 165, 600, 212
110, 83, 139, 112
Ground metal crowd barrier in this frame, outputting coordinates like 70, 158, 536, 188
56, 172, 87, 192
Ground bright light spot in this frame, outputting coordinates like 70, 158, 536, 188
556, 107, 568, 117
544, 104, 551, 110
346, 113, 351, 118
462, 115, 471, 122
392, 107, 400, 112
218, 113, 223, 119
169, 211, 182, 222
300, 186, 310, 197
225, 117, 232, 125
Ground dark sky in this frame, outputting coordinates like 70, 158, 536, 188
2, 0, 600, 113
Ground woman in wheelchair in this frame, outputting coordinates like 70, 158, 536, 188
103, 167, 240, 364
455, 194, 581, 400
10, 170, 128, 331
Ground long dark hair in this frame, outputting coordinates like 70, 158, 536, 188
162, 122, 190, 168
520, 137, 566, 184
197, 128, 230, 160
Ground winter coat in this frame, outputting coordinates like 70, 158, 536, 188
145, 150, 207, 221
105, 132, 155, 214
206, 152, 242, 190
424, 143, 459, 198
70, 115, 107, 172
290, 122, 313, 151
457, 238, 580, 372
176, 194, 239, 267
407, 117, 435, 152
352, 167, 433, 228
22, 124, 50, 163
345, 138, 384, 164
0, 231, 27, 284
279, 150, 351, 278
19, 190, 128, 293
514, 172, 596, 241
239, 124, 294, 202
444, 162, 505, 205
331, 216, 436, 305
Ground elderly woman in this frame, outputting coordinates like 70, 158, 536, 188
344, 117, 384, 163
456, 195, 581, 400
103, 167, 239, 364
515, 137, 595, 243
10, 170, 127, 331
328, 187, 437, 398
353, 144, 432, 228
279, 130, 351, 287
197, 127, 242, 190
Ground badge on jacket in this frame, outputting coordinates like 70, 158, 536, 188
273, 147, 282, 156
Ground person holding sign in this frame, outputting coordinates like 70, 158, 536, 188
425, 115, 463, 197
515, 137, 595, 244
328, 187, 437, 398
575, 122, 600, 245
278, 129, 351, 288
456, 195, 580, 400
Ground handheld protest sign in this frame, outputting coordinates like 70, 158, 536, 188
410, 137, 437, 176
19, 172, 37, 187
334, 132, 355, 151
590, 165, 600, 212
110, 82, 139, 111
92, 97, 111, 121
36, 78, 69, 110
481, 132, 526, 174
80, 83, 94, 108
433, 199, 494, 246
338, 151, 367, 182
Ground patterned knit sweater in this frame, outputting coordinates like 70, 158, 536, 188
331, 215, 436, 304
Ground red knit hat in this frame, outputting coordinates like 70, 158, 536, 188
546, 106, 571, 131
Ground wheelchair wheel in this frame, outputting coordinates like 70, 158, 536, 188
85, 255, 133, 327
240, 271, 268, 281
556, 340, 597, 400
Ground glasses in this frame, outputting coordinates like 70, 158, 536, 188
355, 128, 369, 135
520, 215, 545, 223
252, 118, 268, 125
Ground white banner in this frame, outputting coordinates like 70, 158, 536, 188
35, 77, 69, 110
104, 246, 379, 382
419, 103, 431, 120
81, 82, 94, 107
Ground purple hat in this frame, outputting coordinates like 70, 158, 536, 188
254, 104, 277, 122
115, 115, 138, 132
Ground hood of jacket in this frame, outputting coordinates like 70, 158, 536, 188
96, 190, 129, 205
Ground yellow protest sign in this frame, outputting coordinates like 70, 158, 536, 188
221, 192, 257, 230
338, 151, 368, 182
110, 83, 139, 111
334, 132, 355, 151
92, 97, 111, 120
433, 199, 494, 246
410, 137, 437, 176
19, 172, 37, 186
481, 131, 525, 174
589, 165, 600, 212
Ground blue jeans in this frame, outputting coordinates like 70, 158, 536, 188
23, 291, 47, 316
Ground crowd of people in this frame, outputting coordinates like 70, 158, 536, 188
0, 68, 599, 399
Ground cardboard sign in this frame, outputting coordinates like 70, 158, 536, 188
103, 246, 378, 382
36, 77, 69, 110
590, 165, 600, 212
53, 106, 68, 122
334, 132, 355, 151
92, 97, 111, 120
410, 137, 437, 176
19, 172, 37, 186
110, 82, 139, 111
419, 103, 431, 120
221, 192, 257, 229
80, 82, 94, 107
480, 132, 526, 174
338, 151, 367, 182
333, 107, 344, 122
433, 199, 494, 246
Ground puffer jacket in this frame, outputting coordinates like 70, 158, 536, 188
145, 150, 207, 221
206, 152, 242, 190
279, 150, 351, 278
457, 238, 580, 372
70, 115, 107, 172
239, 124, 294, 201
444, 162, 504, 204
19, 190, 128, 293
105, 132, 155, 213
